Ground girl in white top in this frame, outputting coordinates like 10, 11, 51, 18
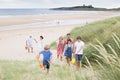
39, 36, 44, 52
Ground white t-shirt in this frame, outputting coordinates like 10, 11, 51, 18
27, 37, 34, 45
75, 41, 84, 55
39, 40, 44, 51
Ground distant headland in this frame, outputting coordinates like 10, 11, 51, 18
50, 4, 120, 11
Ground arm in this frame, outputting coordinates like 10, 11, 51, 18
50, 54, 52, 63
34, 38, 38, 43
73, 44, 76, 56
77, 46, 84, 54
63, 45, 67, 54
56, 41, 58, 47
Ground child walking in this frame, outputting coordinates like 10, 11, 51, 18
38, 36, 44, 52
74, 36, 84, 70
36, 45, 52, 74
64, 39, 73, 66
56, 36, 64, 61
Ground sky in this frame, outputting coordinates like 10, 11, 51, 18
0, 0, 120, 9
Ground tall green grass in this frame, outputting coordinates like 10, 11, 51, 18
88, 34, 120, 80
0, 60, 91, 80
51, 16, 120, 64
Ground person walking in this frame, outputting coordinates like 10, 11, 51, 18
74, 36, 84, 70
36, 45, 52, 74
64, 39, 73, 66
26, 35, 37, 53
56, 36, 64, 61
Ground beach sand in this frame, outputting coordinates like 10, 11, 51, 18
0, 11, 119, 27
0, 11, 120, 61
0, 24, 79, 61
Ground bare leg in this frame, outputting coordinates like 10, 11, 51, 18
44, 66, 46, 70
60, 54, 62, 61
76, 62, 81, 70
57, 54, 59, 59
78, 62, 80, 69
76, 62, 79, 70
68, 59, 70, 66
46, 69, 49, 74
28, 47, 30, 53
31, 47, 33, 53
66, 58, 70, 66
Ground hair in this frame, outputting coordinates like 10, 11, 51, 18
67, 39, 72, 44
67, 33, 70, 36
40, 36, 44, 39
59, 36, 63, 40
44, 45, 50, 50
29, 35, 32, 38
76, 36, 81, 40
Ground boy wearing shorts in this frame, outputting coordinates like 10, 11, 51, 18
37, 45, 52, 74
74, 36, 84, 70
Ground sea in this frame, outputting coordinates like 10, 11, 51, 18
0, 8, 98, 16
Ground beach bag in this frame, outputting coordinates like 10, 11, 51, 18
71, 57, 76, 64
39, 63, 43, 69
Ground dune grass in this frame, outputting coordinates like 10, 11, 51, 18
51, 16, 120, 64
0, 60, 91, 80
89, 34, 120, 80
0, 34, 119, 80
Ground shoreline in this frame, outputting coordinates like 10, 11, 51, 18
0, 11, 120, 27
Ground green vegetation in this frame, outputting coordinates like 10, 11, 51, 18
50, 16, 120, 80
51, 16, 120, 64
72, 17, 120, 64
90, 35, 120, 80
0, 60, 91, 80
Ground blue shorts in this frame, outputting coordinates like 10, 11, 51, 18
43, 60, 50, 69
75, 54, 83, 62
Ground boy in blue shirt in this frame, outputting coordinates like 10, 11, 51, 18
37, 45, 52, 74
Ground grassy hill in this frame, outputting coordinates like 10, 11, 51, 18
51, 16, 120, 64
50, 16, 120, 80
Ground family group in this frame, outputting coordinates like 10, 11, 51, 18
26, 33, 84, 74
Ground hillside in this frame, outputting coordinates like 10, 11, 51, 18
51, 16, 120, 64
51, 5, 120, 11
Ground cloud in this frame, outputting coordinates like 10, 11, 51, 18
0, 0, 119, 8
